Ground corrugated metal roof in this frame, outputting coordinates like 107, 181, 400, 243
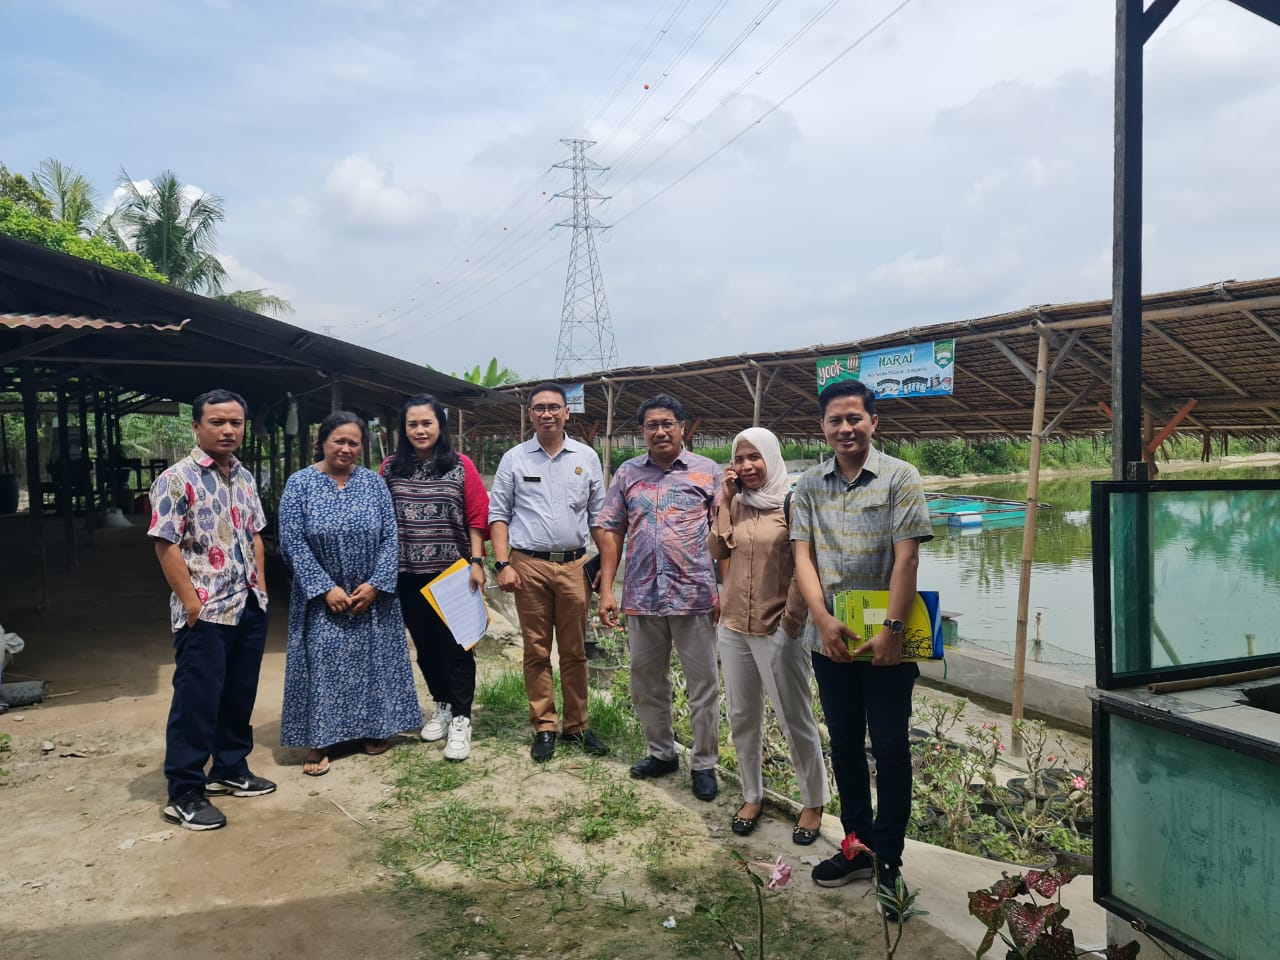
0, 313, 189, 333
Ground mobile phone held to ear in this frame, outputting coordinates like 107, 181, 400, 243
734, 477, 743, 491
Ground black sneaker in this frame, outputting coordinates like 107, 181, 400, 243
876, 865, 905, 922
812, 850, 874, 887
162, 791, 227, 831
205, 773, 277, 798
561, 729, 610, 756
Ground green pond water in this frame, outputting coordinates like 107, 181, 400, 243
920, 463, 1280, 670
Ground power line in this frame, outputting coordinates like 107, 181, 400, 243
606, 0, 850, 197
583, 0, 686, 130
602, 0, 786, 178
612, 0, 915, 226
593, 0, 732, 157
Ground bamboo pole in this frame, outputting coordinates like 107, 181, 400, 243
1011, 334, 1050, 755
602, 381, 616, 488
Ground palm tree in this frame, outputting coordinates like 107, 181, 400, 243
215, 288, 294, 317
106, 169, 228, 294
33, 158, 99, 235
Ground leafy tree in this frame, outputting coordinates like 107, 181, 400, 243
454, 357, 522, 387
0, 196, 167, 281
0, 163, 54, 218
105, 169, 229, 294
33, 158, 99, 235
215, 288, 294, 317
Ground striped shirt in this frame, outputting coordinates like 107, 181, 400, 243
596, 448, 721, 616
788, 446, 932, 653
382, 454, 490, 575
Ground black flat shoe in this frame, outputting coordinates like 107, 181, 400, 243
691, 768, 718, 801
630, 755, 679, 779
531, 731, 557, 762
792, 823, 821, 845
731, 805, 761, 836
561, 729, 610, 756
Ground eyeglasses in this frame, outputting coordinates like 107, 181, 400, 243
643, 420, 679, 432
531, 404, 564, 415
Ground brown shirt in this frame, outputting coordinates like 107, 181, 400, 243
709, 497, 808, 639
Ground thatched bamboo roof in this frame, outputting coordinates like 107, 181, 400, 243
473, 277, 1280, 444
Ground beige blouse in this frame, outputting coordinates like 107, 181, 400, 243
709, 497, 808, 639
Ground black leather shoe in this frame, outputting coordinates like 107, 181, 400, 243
691, 768, 718, 801
531, 731, 557, 762
629, 755, 679, 779
561, 729, 610, 756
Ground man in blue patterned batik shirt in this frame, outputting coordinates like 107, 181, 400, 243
596, 393, 724, 802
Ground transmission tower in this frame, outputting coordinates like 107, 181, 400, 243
552, 139, 618, 377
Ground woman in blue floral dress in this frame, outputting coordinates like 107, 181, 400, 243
279, 411, 422, 775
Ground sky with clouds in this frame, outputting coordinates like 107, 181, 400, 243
3, 0, 1278, 379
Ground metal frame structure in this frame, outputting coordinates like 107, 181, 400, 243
552, 139, 618, 378
1110, 0, 1280, 480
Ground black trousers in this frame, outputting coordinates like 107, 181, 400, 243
164, 595, 268, 801
397, 572, 476, 717
811, 654, 918, 868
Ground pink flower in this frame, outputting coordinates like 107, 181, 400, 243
1046, 755, 1056, 763
208, 545, 226, 570
1072, 776, 1087, 791
766, 856, 792, 891
841, 832, 870, 861
997, 743, 1006, 752
195, 587, 209, 603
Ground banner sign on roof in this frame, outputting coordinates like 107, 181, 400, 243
815, 339, 956, 398
564, 383, 585, 413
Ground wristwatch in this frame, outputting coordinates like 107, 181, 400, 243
494, 560, 510, 572
882, 618, 905, 634
469, 557, 486, 565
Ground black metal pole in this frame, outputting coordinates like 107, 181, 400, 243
1112, 0, 1148, 481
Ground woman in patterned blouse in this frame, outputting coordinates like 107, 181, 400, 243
382, 394, 490, 762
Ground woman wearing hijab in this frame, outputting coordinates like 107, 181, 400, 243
709, 427, 829, 843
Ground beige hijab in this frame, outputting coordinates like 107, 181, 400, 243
731, 427, 790, 512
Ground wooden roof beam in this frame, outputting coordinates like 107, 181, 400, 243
1145, 324, 1250, 396
1242, 308, 1280, 345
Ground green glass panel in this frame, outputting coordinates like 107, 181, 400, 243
1109, 714, 1280, 959
1109, 488, 1280, 677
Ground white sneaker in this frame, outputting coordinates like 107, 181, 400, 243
421, 704, 452, 742
443, 716, 472, 761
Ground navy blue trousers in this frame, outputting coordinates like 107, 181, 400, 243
164, 595, 268, 801
811, 654, 918, 868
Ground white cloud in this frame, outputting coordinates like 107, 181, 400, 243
321, 152, 449, 234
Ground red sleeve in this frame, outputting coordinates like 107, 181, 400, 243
378, 456, 393, 477
459, 454, 490, 540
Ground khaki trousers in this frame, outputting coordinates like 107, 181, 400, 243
718, 623, 830, 808
510, 551, 589, 734
628, 613, 721, 771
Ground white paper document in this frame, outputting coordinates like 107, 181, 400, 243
421, 559, 490, 650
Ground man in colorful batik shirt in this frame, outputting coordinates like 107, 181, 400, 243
148, 388, 275, 831
597, 394, 723, 801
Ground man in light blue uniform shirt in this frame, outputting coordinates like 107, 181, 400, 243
489, 382, 611, 763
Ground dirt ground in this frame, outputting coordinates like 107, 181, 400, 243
1, 520, 980, 960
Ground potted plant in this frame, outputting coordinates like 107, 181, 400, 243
968, 867, 1140, 959
1006, 719, 1061, 806
586, 621, 628, 687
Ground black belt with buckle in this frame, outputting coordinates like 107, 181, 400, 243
514, 547, 586, 564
